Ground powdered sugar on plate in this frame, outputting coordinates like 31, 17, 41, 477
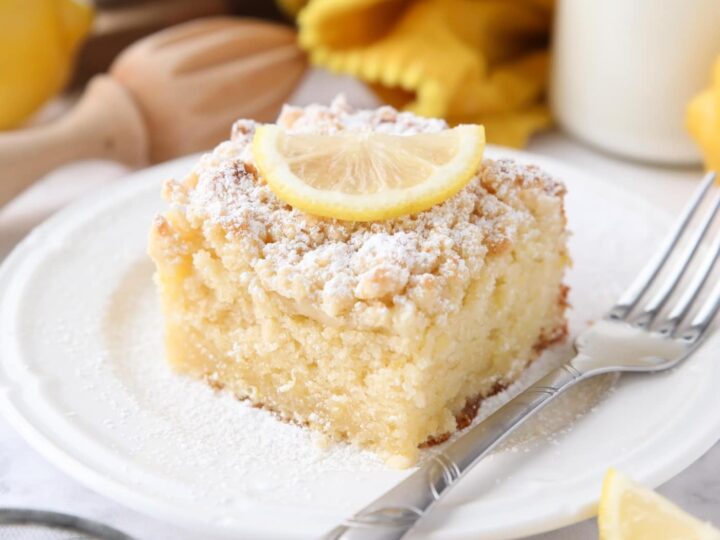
104, 258, 389, 504
4, 149, 711, 540
90, 256, 618, 522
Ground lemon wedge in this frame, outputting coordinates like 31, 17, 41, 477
251, 124, 485, 221
599, 469, 720, 540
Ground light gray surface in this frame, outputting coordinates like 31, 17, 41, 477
0, 70, 718, 539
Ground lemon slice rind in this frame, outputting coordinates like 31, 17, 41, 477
252, 124, 485, 222
599, 468, 720, 540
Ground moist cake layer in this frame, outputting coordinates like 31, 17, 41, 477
149, 97, 570, 466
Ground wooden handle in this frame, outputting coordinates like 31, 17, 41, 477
0, 75, 149, 207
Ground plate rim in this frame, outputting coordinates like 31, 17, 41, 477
1, 148, 718, 540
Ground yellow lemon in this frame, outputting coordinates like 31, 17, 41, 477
0, 0, 93, 130
252, 124, 485, 221
599, 469, 720, 540
687, 57, 720, 172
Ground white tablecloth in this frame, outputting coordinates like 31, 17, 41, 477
0, 70, 718, 540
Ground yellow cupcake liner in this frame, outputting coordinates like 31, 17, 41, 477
298, 0, 553, 147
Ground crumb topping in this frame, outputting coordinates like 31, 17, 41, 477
162, 96, 565, 322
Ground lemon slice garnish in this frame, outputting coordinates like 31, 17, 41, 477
251, 124, 485, 221
599, 469, 720, 540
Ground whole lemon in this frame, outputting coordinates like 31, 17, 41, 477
687, 58, 720, 172
0, 0, 93, 130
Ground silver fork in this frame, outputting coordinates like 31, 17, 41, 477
322, 171, 720, 540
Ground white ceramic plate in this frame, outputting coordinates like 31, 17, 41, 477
1, 148, 719, 540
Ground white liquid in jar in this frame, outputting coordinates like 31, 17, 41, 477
551, 0, 720, 165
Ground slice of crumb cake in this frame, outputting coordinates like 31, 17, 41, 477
148, 98, 569, 467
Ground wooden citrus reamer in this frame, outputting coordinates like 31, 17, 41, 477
0, 17, 307, 206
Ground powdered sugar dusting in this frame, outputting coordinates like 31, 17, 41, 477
97, 258, 608, 509
1, 143, 685, 536
101, 260, 391, 511
161, 96, 565, 324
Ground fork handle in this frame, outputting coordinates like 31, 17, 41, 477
321, 362, 588, 540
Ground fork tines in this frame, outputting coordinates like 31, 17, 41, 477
609, 171, 720, 342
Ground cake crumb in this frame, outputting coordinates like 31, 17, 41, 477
166, 97, 565, 325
